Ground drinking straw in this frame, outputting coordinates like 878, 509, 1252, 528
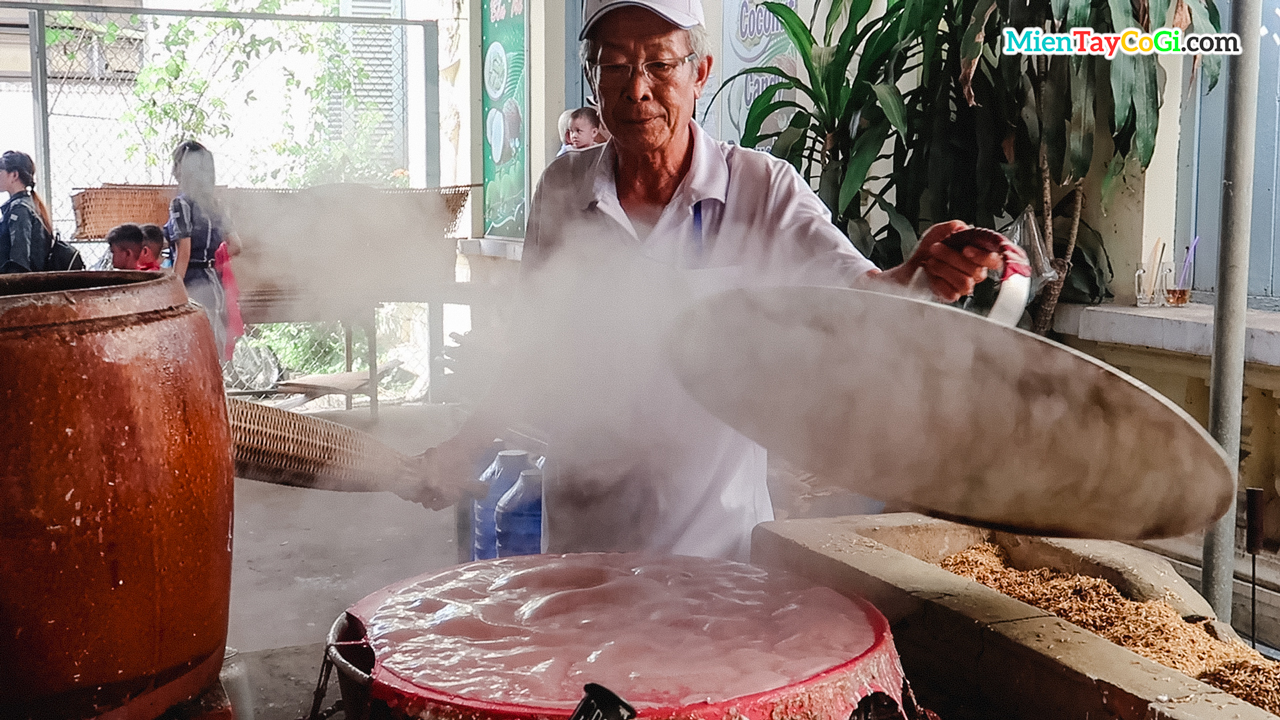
1178, 236, 1200, 290
1147, 239, 1166, 304
1144, 238, 1163, 299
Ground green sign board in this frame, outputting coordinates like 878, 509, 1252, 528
482, 0, 528, 237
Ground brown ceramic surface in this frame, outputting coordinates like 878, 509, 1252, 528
0, 272, 233, 719
666, 286, 1234, 540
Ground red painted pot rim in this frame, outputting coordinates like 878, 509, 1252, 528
0, 271, 187, 330
370, 592, 896, 719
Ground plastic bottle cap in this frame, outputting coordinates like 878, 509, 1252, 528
497, 450, 528, 467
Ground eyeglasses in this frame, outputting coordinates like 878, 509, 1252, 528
591, 53, 697, 86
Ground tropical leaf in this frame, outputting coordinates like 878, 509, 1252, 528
713, 65, 822, 109
741, 80, 801, 147
880, 197, 919, 258
1149, 0, 1171, 28
846, 217, 875, 257
1020, 73, 1040, 147
824, 0, 852, 43
840, 121, 891, 213
1100, 152, 1127, 207
902, 0, 925, 40
743, 100, 806, 148
846, 0, 876, 35
959, 0, 997, 105
1109, 46, 1136, 135
1183, 0, 1222, 90
1053, 216, 1113, 303
819, 159, 845, 217
1052, 0, 1069, 24
827, 0, 883, 99
763, 3, 826, 105
772, 110, 812, 171
1066, 56, 1096, 181
872, 83, 909, 136
1130, 53, 1161, 167
1043, 56, 1071, 184
1065, 0, 1092, 27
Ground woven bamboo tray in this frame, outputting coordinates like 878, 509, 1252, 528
71, 185, 175, 240
227, 397, 415, 495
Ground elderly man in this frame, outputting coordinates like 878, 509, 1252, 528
417, 0, 1003, 561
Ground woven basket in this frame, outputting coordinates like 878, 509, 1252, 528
71, 185, 175, 240
432, 185, 471, 236
228, 397, 415, 496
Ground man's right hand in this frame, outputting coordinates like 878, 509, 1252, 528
404, 437, 489, 510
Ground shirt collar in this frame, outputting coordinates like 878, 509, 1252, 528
584, 120, 729, 212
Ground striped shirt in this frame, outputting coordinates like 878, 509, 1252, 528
165, 194, 224, 265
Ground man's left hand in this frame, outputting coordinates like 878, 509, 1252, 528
878, 221, 1003, 303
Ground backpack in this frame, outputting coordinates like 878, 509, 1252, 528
46, 231, 84, 272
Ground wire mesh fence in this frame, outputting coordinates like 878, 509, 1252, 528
227, 301, 470, 410
38, 5, 422, 235
17, 1, 468, 409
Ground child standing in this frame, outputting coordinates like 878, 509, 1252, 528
106, 223, 162, 270
138, 224, 166, 271
566, 107, 607, 150
165, 140, 230, 359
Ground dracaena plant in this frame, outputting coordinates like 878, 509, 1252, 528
726, 0, 1221, 330
921, 0, 1224, 329
713, 0, 930, 268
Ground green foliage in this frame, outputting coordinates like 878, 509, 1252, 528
252, 321, 356, 375
118, 0, 300, 169
250, 308, 408, 376
900, 0, 1222, 227
713, 0, 931, 268
44, 0, 408, 185
255, 108, 411, 188
723, 0, 1223, 276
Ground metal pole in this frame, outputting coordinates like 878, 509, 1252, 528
344, 321, 354, 411
1203, 0, 1262, 622
422, 21, 440, 188
366, 310, 379, 421
2, 0, 438, 27
28, 8, 52, 205
565, 0, 584, 108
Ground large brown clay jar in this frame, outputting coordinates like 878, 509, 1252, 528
0, 271, 233, 719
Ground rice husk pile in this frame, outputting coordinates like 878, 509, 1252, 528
939, 543, 1280, 714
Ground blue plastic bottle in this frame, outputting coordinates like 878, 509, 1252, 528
472, 450, 528, 561
496, 468, 542, 557
457, 439, 504, 563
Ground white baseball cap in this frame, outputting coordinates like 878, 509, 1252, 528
580, 0, 705, 39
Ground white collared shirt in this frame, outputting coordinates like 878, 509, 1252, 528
527, 121, 875, 280
520, 121, 875, 562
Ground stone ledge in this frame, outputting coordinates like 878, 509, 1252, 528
752, 514, 1278, 720
1051, 303, 1280, 367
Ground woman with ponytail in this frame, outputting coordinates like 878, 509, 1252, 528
0, 150, 53, 273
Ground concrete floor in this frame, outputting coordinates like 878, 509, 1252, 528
223, 404, 465, 719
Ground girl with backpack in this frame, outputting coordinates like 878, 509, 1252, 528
0, 150, 53, 274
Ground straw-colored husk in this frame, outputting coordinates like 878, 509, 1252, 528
940, 543, 1280, 713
